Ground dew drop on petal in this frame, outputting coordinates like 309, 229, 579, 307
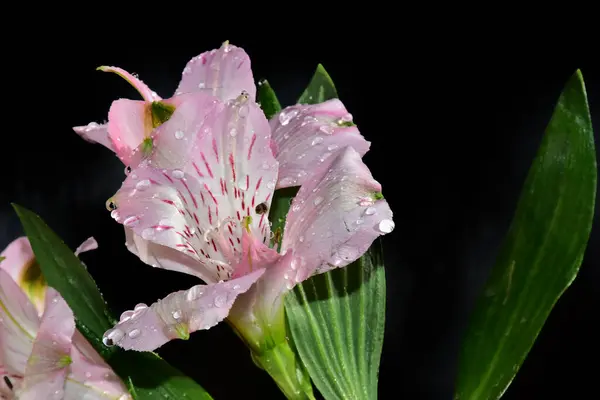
311, 136, 324, 146
356, 219, 364, 225
123, 216, 139, 227
267, 181, 276, 190
214, 294, 227, 308
292, 204, 301, 212
364, 207, 377, 216
279, 109, 298, 126
378, 219, 395, 233
285, 281, 294, 290
136, 179, 151, 191
141, 228, 155, 240
134, 303, 148, 311
172, 310, 182, 320
103, 328, 124, 346
120, 310, 134, 322
327, 144, 339, 151
171, 169, 185, 179
313, 196, 323, 206
174, 130, 185, 140
298, 235, 304, 243
128, 329, 141, 339
229, 128, 238, 137
186, 286, 204, 302
233, 284, 240, 290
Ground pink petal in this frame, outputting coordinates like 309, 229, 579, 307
0, 369, 21, 397
280, 146, 394, 284
102, 269, 265, 351
17, 289, 75, 400
107, 99, 152, 165
110, 93, 278, 282
72, 122, 116, 152
0, 269, 39, 376
74, 237, 98, 257
0, 237, 35, 289
66, 330, 131, 399
124, 228, 216, 282
270, 99, 370, 188
97, 66, 160, 102
175, 41, 256, 102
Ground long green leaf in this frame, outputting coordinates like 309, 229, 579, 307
286, 241, 386, 400
455, 69, 597, 399
12, 204, 214, 399
257, 79, 282, 119
297, 64, 338, 105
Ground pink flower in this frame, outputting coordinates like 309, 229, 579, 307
0, 237, 131, 400
100, 90, 394, 352
72, 41, 256, 166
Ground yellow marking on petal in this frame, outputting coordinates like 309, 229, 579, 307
0, 256, 5, 262
175, 323, 190, 340
0, 296, 35, 340
19, 259, 47, 310
243, 216, 252, 233
58, 355, 72, 367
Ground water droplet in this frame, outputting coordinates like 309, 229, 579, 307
136, 179, 151, 191
327, 144, 339, 151
174, 130, 185, 140
313, 196, 323, 206
171, 169, 185, 179
103, 329, 124, 346
279, 109, 298, 126
299, 235, 304, 243
134, 303, 147, 311
128, 329, 141, 339
120, 310, 134, 322
229, 127, 238, 137
141, 228, 155, 240
123, 216, 139, 227
291, 259, 298, 270
238, 104, 250, 117
172, 310, 182, 320
237, 179, 248, 191
319, 125, 333, 134
311, 136, 324, 146
285, 281, 294, 290
364, 207, 377, 215
233, 284, 241, 290
214, 294, 227, 307
292, 204, 300, 212
378, 219, 395, 233
356, 219, 364, 225
284, 273, 290, 279
186, 286, 204, 301
267, 181, 276, 190
85, 371, 92, 379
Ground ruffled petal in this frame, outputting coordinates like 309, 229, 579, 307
72, 123, 115, 152
175, 41, 256, 102
17, 289, 74, 400
0, 269, 39, 376
102, 269, 265, 351
97, 66, 160, 102
270, 99, 370, 188
74, 237, 98, 257
65, 331, 131, 400
109, 92, 278, 281
280, 146, 394, 283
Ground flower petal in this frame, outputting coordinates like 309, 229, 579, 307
110, 93, 277, 281
97, 66, 160, 102
72, 123, 116, 152
74, 237, 98, 257
175, 42, 256, 102
124, 228, 214, 280
0, 269, 39, 376
102, 269, 265, 351
281, 146, 394, 282
17, 289, 74, 400
65, 330, 131, 399
270, 99, 370, 188
107, 99, 152, 165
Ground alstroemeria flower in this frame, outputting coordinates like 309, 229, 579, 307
72, 41, 255, 166
0, 237, 131, 400
101, 90, 394, 351
269, 99, 371, 189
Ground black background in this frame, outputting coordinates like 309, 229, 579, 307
1, 37, 598, 399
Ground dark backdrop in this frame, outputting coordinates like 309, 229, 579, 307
1, 38, 598, 399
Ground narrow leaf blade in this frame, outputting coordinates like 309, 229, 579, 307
455, 70, 597, 399
257, 79, 282, 119
297, 64, 338, 105
286, 241, 386, 400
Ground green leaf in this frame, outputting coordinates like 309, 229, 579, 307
455, 69, 597, 399
12, 204, 214, 399
12, 203, 115, 354
285, 241, 386, 400
297, 64, 338, 105
257, 79, 282, 119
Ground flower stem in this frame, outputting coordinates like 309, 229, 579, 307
251, 339, 315, 400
